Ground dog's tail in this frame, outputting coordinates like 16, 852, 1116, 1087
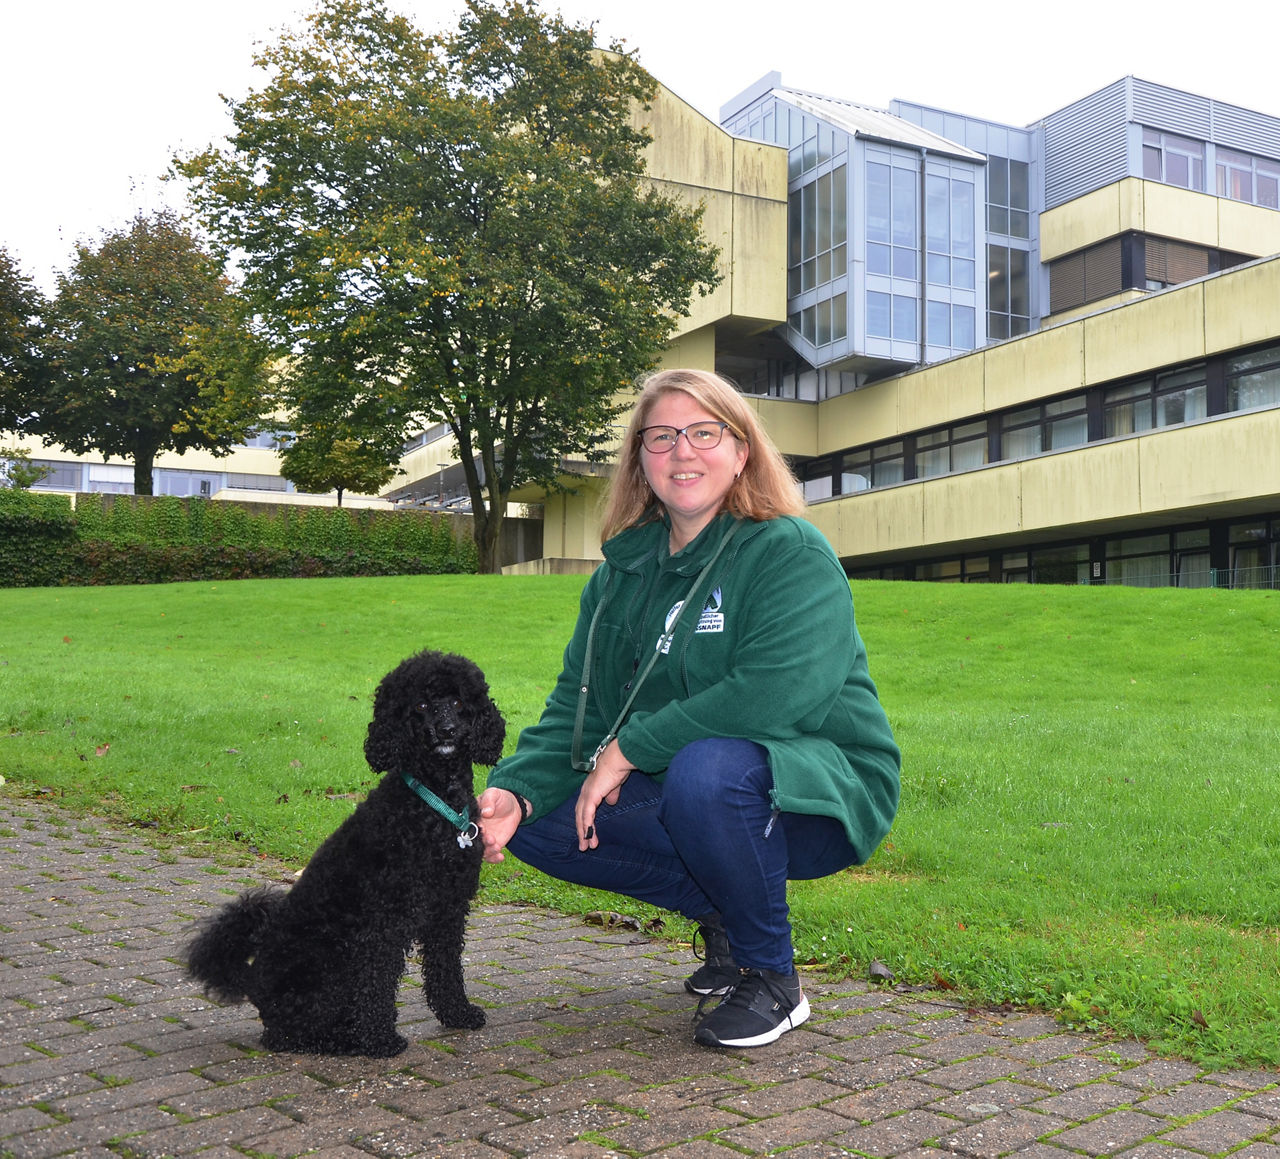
183, 885, 285, 1004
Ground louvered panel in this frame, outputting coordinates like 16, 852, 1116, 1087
1211, 101, 1280, 159
1166, 241, 1209, 283
1049, 251, 1086, 313
1084, 238, 1123, 300
1131, 79, 1212, 137
1042, 80, 1130, 209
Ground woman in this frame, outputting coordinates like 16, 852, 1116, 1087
477, 368, 900, 1048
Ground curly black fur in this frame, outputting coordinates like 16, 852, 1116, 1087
183, 650, 505, 1058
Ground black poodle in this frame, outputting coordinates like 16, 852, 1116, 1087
183, 649, 505, 1057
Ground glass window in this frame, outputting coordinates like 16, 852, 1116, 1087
867, 162, 891, 243
988, 243, 1031, 338
1258, 159, 1280, 209
1105, 378, 1155, 437
927, 300, 950, 344
1143, 128, 1205, 191
1217, 146, 1254, 202
952, 179, 975, 257
914, 421, 988, 477
867, 291, 891, 338
842, 450, 871, 493
987, 156, 1030, 239
1002, 395, 1086, 457
892, 295, 917, 341
1213, 147, 1280, 208
892, 166, 916, 247
802, 458, 834, 501
1226, 344, 1280, 411
840, 442, 904, 490
926, 174, 949, 253
1032, 543, 1089, 585
832, 165, 848, 244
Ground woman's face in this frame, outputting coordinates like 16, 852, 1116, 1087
639, 391, 748, 550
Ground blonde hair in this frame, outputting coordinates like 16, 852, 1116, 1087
599, 368, 806, 542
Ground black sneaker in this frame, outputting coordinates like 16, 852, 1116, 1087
683, 917, 739, 996
693, 967, 810, 1048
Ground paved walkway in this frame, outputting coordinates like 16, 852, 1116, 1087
1, 802, 1277, 1159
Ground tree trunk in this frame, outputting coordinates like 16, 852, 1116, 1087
336, 487, 345, 506
133, 454, 155, 496
474, 505, 504, 574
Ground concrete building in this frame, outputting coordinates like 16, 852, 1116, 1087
18, 73, 1280, 586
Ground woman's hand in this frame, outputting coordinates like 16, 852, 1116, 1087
575, 738, 634, 851
476, 787, 525, 864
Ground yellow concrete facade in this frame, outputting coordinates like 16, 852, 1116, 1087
798, 255, 1280, 566
1039, 178, 1280, 264
638, 82, 789, 340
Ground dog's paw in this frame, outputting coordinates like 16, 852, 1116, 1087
362, 1033, 409, 1058
440, 1003, 485, 1030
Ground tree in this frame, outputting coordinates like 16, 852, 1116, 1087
178, 0, 720, 572
278, 428, 403, 506
29, 211, 270, 495
0, 246, 47, 432
0, 445, 52, 489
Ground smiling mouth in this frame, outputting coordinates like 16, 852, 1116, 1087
433, 742, 457, 755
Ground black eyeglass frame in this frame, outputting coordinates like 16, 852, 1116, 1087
636, 421, 732, 453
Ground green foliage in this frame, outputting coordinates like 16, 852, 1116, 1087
0, 493, 475, 586
0, 489, 76, 586
1, 577, 1277, 1065
277, 431, 403, 506
1, 444, 53, 489
0, 247, 47, 430
19, 211, 270, 495
179, 0, 721, 571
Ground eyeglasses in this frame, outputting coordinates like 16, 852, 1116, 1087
638, 421, 731, 453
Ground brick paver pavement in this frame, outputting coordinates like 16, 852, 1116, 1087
2, 802, 1277, 1158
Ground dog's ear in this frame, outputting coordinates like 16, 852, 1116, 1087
469, 696, 507, 768
364, 709, 401, 773
363, 674, 406, 773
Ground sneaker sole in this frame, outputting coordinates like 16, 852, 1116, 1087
683, 980, 733, 996
694, 995, 811, 1048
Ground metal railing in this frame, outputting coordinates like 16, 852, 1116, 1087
1098, 564, 1277, 590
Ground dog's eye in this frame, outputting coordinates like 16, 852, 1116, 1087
416, 702, 430, 713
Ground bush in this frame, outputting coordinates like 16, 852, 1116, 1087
0, 490, 77, 587
0, 494, 478, 587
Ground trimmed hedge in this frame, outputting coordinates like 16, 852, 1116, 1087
0, 490, 79, 588
0, 491, 478, 587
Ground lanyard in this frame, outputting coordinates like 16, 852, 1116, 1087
571, 518, 741, 772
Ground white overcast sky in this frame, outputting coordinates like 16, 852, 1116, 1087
4, 0, 1278, 290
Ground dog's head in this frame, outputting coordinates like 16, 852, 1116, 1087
363, 650, 506, 780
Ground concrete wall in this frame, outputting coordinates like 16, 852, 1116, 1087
1040, 178, 1280, 262
637, 82, 789, 338
816, 406, 1280, 565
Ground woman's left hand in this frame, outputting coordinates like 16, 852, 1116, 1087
575, 738, 634, 851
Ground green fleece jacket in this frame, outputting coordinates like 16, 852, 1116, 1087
487, 511, 901, 862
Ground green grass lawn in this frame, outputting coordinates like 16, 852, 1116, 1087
2, 575, 1277, 1067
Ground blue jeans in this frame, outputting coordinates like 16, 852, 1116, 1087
506, 738, 859, 974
